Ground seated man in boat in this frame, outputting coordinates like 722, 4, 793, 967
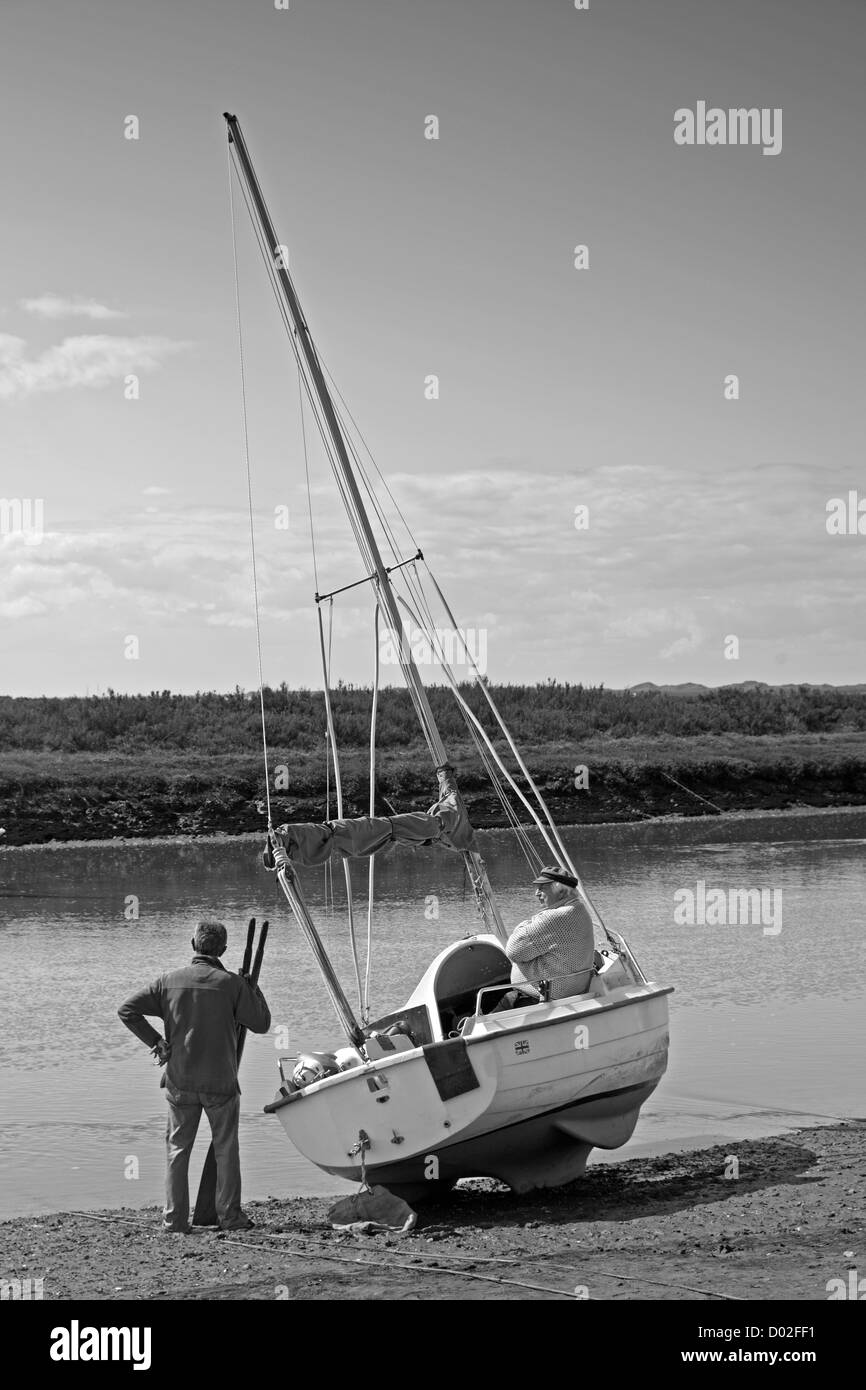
493, 865, 595, 1009
117, 921, 271, 1234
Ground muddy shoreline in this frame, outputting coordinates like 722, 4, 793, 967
2, 800, 864, 857
3, 1122, 862, 1301
3, 752, 865, 849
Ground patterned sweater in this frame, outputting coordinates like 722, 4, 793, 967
505, 896, 595, 1000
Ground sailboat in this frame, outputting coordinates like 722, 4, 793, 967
224, 113, 673, 1201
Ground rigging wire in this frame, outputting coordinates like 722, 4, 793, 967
226, 153, 443, 772
364, 604, 381, 1022
227, 148, 375, 924
228, 156, 450, 928
227, 141, 272, 828
417, 563, 611, 936
320, 400, 444, 766
311, 399, 455, 772
228, 151, 376, 578
323, 729, 333, 908
292, 346, 335, 905
404, 560, 614, 939
227, 143, 580, 937
317, 379, 586, 886
323, 594, 334, 908
473, 740, 544, 872
394, 590, 563, 861
322, 403, 552, 891
315, 397, 554, 877
321, 359, 418, 551
317, 602, 364, 1013
229, 145, 425, 636
391, 582, 618, 946
296, 350, 320, 597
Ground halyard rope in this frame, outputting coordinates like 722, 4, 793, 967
317, 602, 363, 1013
228, 143, 272, 829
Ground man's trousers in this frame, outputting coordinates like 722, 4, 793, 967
164, 1087, 242, 1230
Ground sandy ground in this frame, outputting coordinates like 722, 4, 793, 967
2, 1121, 863, 1301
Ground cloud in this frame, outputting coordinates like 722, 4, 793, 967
607, 607, 686, 640
0, 462, 859, 687
0, 333, 189, 400
19, 294, 126, 321
0, 508, 304, 627
604, 604, 704, 660
660, 627, 704, 659
142, 486, 173, 496
0, 595, 46, 619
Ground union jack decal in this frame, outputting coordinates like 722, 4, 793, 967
514, 1039, 530, 1055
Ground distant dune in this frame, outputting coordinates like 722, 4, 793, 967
628, 681, 866, 696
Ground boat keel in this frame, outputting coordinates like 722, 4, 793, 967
323, 1081, 657, 1202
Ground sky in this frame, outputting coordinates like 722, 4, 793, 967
1, 0, 864, 697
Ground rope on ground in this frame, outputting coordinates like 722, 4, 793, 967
66, 1211, 739, 1300
591, 1267, 742, 1300
66, 1212, 582, 1298
668, 1089, 858, 1129
267, 1233, 742, 1301
220, 1234, 588, 1299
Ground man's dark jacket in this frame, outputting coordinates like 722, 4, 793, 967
118, 955, 271, 1094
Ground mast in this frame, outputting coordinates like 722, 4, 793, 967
225, 112, 506, 941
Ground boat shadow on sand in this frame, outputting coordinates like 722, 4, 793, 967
415, 1131, 837, 1230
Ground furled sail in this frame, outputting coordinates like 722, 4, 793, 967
273, 764, 475, 866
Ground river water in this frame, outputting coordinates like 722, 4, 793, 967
1, 809, 864, 1218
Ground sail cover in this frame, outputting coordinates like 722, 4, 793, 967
275, 765, 475, 866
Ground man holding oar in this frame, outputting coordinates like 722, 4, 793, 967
118, 920, 271, 1234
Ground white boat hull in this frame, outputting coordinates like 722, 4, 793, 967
267, 939, 671, 1198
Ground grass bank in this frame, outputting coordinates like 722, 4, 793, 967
2, 732, 865, 846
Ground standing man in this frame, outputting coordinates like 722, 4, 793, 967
495, 865, 596, 1007
118, 920, 271, 1233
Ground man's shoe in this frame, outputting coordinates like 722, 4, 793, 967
219, 1214, 255, 1231
162, 1223, 192, 1234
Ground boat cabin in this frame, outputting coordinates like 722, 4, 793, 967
365, 935, 519, 1049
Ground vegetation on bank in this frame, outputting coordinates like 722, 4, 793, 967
3, 681, 866, 755
1, 732, 865, 849
2, 685, 865, 844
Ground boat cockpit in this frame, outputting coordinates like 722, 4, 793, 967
362, 932, 637, 1058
